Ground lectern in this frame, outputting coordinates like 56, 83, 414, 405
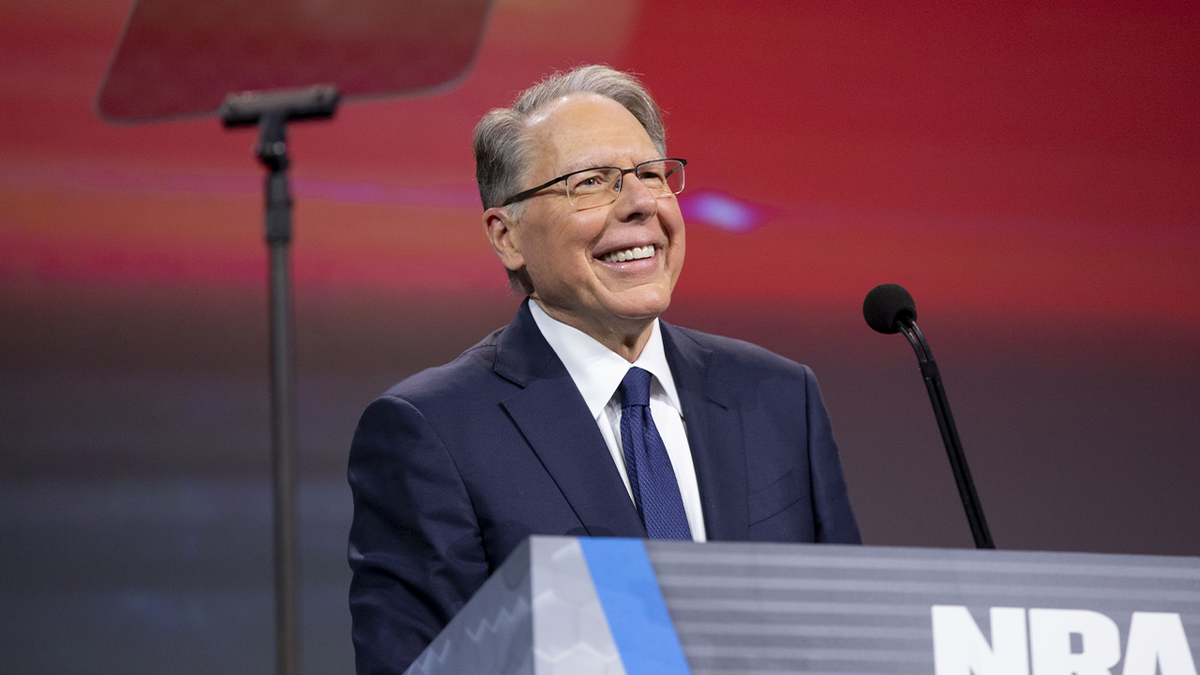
405, 537, 1200, 675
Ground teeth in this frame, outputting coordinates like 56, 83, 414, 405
601, 245, 655, 263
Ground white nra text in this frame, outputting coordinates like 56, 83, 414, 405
932, 606, 1197, 675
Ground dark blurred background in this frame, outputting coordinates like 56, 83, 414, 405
2, 0, 1198, 672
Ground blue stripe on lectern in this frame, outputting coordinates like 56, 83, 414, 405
578, 538, 692, 675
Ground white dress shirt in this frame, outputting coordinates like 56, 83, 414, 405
528, 300, 707, 541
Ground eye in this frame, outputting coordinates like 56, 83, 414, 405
568, 169, 617, 193
638, 167, 667, 185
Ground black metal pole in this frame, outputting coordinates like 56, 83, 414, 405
899, 322, 995, 550
220, 85, 338, 675
257, 111, 300, 675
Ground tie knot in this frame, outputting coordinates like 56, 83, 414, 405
619, 367, 652, 408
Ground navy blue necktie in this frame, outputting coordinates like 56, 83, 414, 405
619, 367, 692, 540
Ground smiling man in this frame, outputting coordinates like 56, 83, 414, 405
347, 65, 860, 674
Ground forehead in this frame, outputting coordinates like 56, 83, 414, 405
523, 94, 658, 175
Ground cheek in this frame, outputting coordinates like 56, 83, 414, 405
520, 209, 606, 284
523, 236, 585, 291
668, 221, 686, 261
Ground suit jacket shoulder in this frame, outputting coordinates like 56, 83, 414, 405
376, 326, 504, 407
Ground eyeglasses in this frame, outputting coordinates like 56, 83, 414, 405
501, 158, 687, 209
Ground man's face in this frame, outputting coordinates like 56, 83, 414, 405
494, 94, 686, 343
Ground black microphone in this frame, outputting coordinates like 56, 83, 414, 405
863, 283, 916, 334
863, 284, 995, 549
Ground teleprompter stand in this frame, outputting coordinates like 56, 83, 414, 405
219, 85, 339, 675
95, 2, 496, 671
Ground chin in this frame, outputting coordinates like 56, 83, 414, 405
607, 287, 672, 322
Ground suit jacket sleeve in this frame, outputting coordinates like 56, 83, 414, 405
802, 364, 861, 544
347, 394, 489, 675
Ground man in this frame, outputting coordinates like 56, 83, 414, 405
347, 65, 860, 674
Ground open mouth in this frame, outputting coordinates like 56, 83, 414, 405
598, 245, 655, 263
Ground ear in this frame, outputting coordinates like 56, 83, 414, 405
483, 207, 526, 273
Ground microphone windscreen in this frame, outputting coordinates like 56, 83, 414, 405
863, 283, 917, 334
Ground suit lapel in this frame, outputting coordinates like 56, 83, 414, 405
662, 323, 750, 541
495, 301, 646, 539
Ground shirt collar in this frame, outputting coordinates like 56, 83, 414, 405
528, 300, 683, 419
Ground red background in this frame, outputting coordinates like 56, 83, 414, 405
2, 1, 1198, 672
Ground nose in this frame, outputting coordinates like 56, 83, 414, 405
612, 169, 658, 222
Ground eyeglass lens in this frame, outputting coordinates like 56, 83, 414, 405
566, 160, 685, 207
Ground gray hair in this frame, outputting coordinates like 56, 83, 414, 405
473, 65, 667, 211
473, 65, 667, 292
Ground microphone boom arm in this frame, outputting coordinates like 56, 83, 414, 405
898, 319, 995, 549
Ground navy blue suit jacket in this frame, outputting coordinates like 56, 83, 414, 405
347, 300, 860, 674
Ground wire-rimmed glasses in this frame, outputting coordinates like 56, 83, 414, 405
501, 158, 687, 209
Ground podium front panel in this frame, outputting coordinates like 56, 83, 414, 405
406, 537, 1200, 675
646, 540, 1200, 674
